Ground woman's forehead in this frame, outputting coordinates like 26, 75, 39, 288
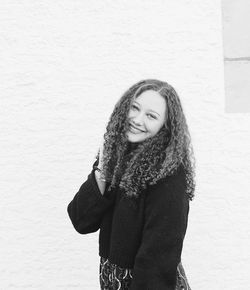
134, 90, 167, 115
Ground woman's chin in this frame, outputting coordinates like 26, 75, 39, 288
126, 131, 145, 143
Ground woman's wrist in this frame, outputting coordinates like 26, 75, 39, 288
94, 170, 106, 195
94, 166, 106, 182
93, 166, 101, 173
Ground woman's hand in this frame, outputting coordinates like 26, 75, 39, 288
94, 134, 106, 195
98, 136, 104, 171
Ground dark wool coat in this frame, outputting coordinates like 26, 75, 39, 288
67, 158, 189, 290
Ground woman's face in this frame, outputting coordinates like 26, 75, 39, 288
126, 90, 167, 143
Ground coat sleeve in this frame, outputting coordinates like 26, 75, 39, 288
67, 159, 116, 234
130, 166, 189, 290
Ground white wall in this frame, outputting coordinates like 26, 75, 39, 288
1, 1, 249, 289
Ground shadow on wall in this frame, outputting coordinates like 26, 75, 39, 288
222, 0, 250, 113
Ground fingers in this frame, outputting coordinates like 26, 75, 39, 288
98, 134, 105, 170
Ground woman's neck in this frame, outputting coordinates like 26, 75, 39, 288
127, 142, 140, 153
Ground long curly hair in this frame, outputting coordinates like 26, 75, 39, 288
96, 79, 196, 201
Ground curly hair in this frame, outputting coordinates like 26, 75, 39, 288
96, 79, 196, 201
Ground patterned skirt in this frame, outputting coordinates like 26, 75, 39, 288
99, 256, 191, 290
99, 257, 133, 290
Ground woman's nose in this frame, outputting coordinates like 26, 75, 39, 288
133, 112, 144, 126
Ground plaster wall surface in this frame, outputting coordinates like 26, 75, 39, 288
1, 1, 249, 289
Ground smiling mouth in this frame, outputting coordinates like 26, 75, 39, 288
129, 124, 146, 133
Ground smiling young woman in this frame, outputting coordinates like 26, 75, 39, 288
126, 90, 167, 143
67, 79, 195, 290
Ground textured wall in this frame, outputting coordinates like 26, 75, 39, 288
1, 1, 249, 289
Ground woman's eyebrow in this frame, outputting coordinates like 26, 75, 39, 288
134, 101, 160, 116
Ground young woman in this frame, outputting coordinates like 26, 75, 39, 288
67, 79, 195, 290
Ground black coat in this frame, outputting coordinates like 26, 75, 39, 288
67, 159, 189, 290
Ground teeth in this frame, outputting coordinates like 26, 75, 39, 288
130, 124, 144, 133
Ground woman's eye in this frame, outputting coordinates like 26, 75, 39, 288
148, 114, 157, 119
131, 105, 139, 110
